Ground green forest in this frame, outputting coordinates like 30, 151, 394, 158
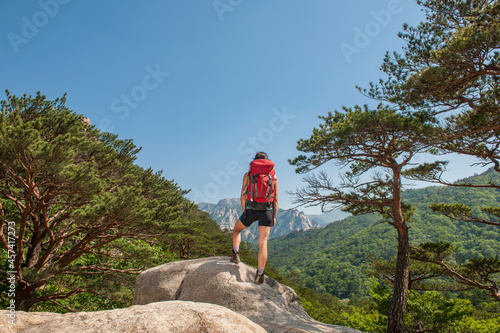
268, 169, 500, 332
1, 93, 498, 330
280, 0, 500, 331
0, 92, 235, 312
270, 169, 500, 298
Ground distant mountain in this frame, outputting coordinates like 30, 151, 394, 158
198, 198, 241, 231
198, 198, 320, 243
308, 209, 351, 227
267, 168, 500, 299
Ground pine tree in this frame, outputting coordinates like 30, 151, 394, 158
0, 91, 192, 311
289, 104, 437, 332
357, 0, 500, 310
361, 0, 499, 223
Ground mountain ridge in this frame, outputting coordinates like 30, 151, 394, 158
198, 198, 326, 243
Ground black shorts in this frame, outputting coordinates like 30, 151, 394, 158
240, 209, 274, 227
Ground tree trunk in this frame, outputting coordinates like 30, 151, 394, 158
387, 223, 410, 333
16, 281, 35, 311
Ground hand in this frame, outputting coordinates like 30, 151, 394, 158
271, 216, 276, 227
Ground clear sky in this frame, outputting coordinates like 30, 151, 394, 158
1, 1, 485, 213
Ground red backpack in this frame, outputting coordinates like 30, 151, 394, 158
245, 159, 276, 210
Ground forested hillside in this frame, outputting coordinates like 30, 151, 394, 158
268, 168, 500, 300
0, 92, 235, 312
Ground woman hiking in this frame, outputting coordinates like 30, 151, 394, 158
230, 152, 278, 284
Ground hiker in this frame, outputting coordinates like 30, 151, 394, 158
231, 152, 278, 284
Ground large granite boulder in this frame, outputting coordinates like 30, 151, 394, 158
133, 256, 363, 333
0, 300, 266, 333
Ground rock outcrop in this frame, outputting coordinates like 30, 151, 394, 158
2, 257, 363, 332
0, 301, 266, 333
133, 256, 363, 333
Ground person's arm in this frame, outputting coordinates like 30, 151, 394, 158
272, 176, 278, 226
240, 172, 249, 212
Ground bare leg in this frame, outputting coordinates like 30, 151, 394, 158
257, 226, 271, 269
232, 220, 247, 250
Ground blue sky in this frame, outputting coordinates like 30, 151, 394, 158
1, 1, 484, 213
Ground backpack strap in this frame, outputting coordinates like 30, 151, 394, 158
265, 174, 273, 205
250, 174, 257, 202
246, 171, 259, 203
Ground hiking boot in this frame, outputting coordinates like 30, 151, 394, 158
230, 250, 240, 264
254, 271, 265, 284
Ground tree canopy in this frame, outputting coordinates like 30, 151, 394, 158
290, 0, 499, 331
290, 103, 441, 331
0, 91, 231, 311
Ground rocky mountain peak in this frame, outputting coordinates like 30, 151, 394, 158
199, 198, 320, 243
